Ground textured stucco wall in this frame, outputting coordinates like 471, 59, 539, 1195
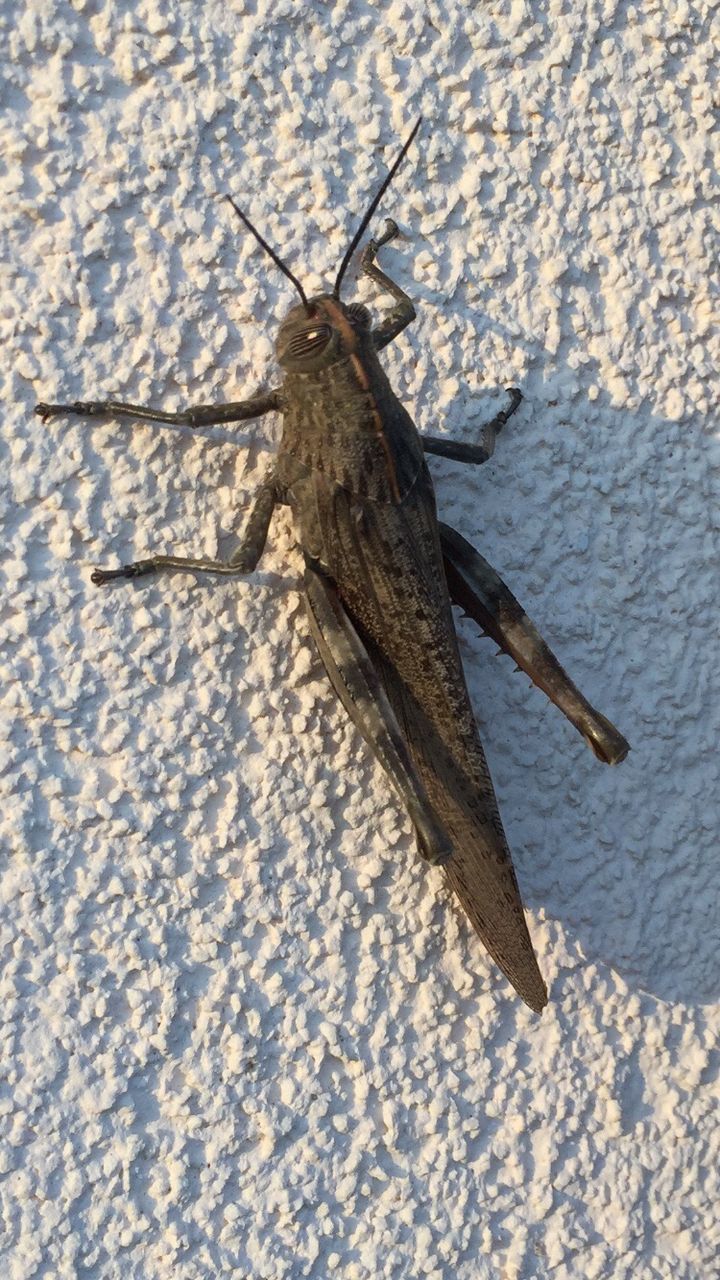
1, 2, 718, 1277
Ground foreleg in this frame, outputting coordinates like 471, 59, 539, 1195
35, 390, 281, 429
361, 218, 416, 351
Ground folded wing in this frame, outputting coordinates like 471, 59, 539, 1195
305, 465, 547, 1012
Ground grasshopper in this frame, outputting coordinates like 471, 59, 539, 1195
36, 120, 629, 1012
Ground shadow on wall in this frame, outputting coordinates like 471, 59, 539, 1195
122, 361, 717, 1013
427, 364, 719, 1012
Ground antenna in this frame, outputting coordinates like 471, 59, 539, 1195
224, 195, 310, 310
333, 117, 422, 299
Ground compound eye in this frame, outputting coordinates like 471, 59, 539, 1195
347, 303, 371, 328
286, 324, 332, 357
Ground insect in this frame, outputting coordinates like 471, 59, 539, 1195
36, 120, 629, 1012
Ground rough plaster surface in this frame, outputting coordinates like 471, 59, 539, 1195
1, 2, 719, 1277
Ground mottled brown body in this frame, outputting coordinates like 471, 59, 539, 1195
278, 299, 548, 1010
35, 129, 629, 1013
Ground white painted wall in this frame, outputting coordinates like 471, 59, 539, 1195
2, 2, 717, 1276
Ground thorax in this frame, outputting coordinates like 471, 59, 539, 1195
278, 348, 424, 503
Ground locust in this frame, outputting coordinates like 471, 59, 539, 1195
35, 120, 629, 1012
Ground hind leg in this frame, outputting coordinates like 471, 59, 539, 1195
440, 523, 630, 765
303, 561, 453, 866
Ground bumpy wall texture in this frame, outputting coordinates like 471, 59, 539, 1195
2, 2, 718, 1277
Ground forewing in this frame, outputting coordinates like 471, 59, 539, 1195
360, 629, 548, 1012
314, 469, 547, 1011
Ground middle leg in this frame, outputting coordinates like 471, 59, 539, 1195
91, 471, 279, 585
421, 388, 522, 466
